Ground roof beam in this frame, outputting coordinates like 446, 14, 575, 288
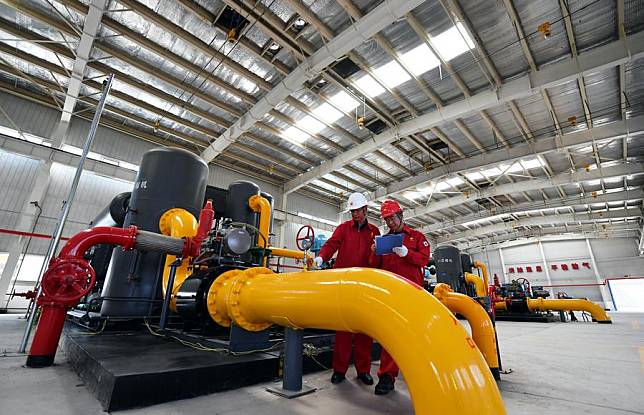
406, 162, 643, 220
284, 31, 644, 193
440, 208, 642, 243
423, 188, 644, 234
59, 0, 107, 124
200, 0, 427, 163
462, 222, 640, 252
352, 115, 644, 205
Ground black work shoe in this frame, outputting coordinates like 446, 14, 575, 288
357, 372, 374, 385
375, 374, 395, 395
331, 371, 346, 384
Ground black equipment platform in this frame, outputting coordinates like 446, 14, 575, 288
494, 311, 559, 322
62, 324, 380, 411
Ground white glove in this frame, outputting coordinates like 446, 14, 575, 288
392, 245, 408, 257
313, 256, 324, 267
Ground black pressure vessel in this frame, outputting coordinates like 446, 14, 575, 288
101, 148, 208, 317
227, 181, 260, 225
90, 192, 131, 227
461, 253, 473, 275
434, 245, 462, 292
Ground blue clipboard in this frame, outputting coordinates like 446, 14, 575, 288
375, 233, 404, 255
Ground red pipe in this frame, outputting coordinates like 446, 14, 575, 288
0, 228, 70, 241
58, 226, 137, 258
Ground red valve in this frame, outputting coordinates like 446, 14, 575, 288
295, 225, 315, 251
41, 258, 95, 305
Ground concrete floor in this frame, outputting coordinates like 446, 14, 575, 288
1, 313, 642, 414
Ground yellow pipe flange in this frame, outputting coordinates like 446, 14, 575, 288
227, 267, 273, 332
206, 269, 241, 327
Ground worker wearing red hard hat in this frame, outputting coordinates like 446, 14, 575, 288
314, 192, 380, 386
370, 199, 430, 395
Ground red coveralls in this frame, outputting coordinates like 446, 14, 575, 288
318, 219, 380, 375
371, 224, 430, 380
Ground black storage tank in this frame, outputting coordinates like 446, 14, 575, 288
101, 148, 208, 317
227, 181, 260, 226
434, 245, 463, 292
461, 253, 473, 275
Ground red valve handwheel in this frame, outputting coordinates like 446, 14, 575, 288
295, 225, 315, 251
41, 258, 96, 304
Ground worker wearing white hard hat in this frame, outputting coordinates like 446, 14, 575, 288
313, 192, 379, 386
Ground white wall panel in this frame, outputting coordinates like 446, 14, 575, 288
0, 150, 41, 251
287, 193, 338, 223
0, 91, 60, 140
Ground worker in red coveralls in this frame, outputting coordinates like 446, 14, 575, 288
313, 192, 380, 386
370, 199, 430, 395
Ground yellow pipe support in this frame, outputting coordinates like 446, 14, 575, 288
159, 208, 198, 311
248, 195, 271, 249
473, 260, 489, 291
465, 272, 487, 297
527, 297, 612, 323
207, 267, 506, 414
494, 301, 507, 311
433, 283, 500, 374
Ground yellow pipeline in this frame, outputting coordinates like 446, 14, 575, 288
473, 260, 489, 290
248, 195, 271, 248
494, 301, 507, 311
527, 297, 611, 323
269, 247, 311, 262
465, 272, 487, 297
207, 267, 505, 414
159, 208, 197, 310
433, 283, 500, 372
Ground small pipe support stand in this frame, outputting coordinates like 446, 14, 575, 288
266, 327, 316, 399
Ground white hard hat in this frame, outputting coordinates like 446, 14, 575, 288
347, 192, 368, 210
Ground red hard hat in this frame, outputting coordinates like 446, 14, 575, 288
380, 199, 402, 218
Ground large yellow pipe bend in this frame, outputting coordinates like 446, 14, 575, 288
473, 260, 489, 291
527, 297, 611, 323
433, 283, 500, 373
465, 272, 487, 297
207, 267, 505, 414
159, 208, 198, 308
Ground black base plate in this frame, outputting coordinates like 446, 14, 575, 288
495, 311, 558, 322
62, 325, 379, 411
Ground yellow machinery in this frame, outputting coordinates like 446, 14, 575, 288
433, 283, 500, 378
207, 266, 506, 414
494, 297, 611, 323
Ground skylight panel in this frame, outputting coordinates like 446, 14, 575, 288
435, 181, 451, 191
465, 171, 484, 181
431, 22, 475, 61
446, 177, 464, 187
373, 61, 411, 89
520, 158, 544, 170
329, 91, 360, 112
498, 162, 523, 173
400, 44, 440, 76
353, 74, 385, 97
404, 191, 424, 200
481, 167, 502, 177
297, 115, 325, 134
315, 103, 343, 123
585, 179, 601, 186
282, 126, 310, 144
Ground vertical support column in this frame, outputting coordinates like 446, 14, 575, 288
0, 160, 52, 311
266, 328, 316, 398
585, 238, 612, 310
498, 247, 508, 283
537, 241, 554, 298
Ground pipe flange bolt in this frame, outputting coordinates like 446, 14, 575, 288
207, 269, 241, 327
227, 267, 273, 332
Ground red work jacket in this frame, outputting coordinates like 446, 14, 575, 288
372, 224, 430, 286
318, 220, 380, 268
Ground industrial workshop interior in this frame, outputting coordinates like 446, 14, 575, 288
0, 0, 643, 413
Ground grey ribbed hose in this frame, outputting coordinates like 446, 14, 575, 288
135, 230, 184, 255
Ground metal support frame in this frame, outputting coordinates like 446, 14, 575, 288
498, 247, 508, 284
266, 328, 316, 399
537, 241, 555, 298
18, 74, 114, 353
585, 238, 613, 310
159, 258, 180, 330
